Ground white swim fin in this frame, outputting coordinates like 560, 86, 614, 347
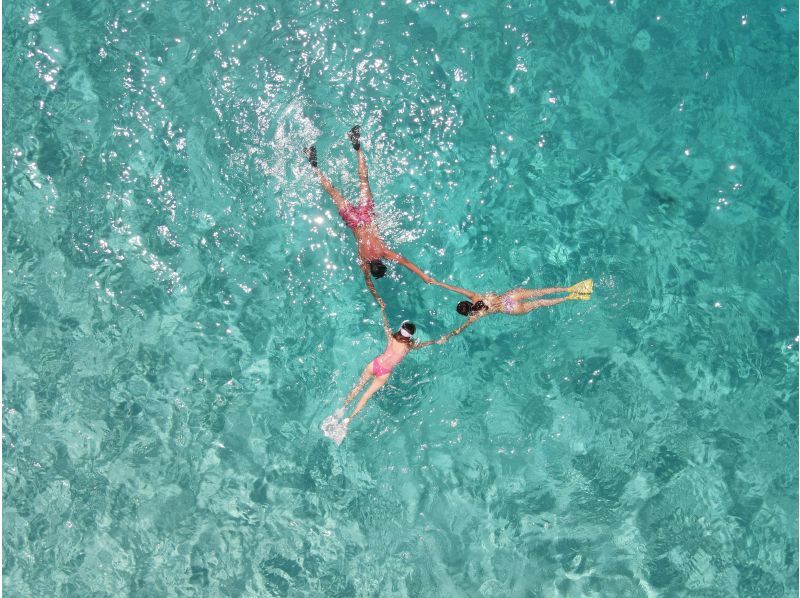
324, 418, 350, 446
320, 415, 339, 438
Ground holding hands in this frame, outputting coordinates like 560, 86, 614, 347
311, 126, 593, 444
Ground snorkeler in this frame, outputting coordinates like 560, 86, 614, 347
320, 293, 453, 445
434, 279, 594, 338
305, 126, 445, 290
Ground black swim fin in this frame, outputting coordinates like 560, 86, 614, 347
348, 126, 360, 151
304, 145, 317, 167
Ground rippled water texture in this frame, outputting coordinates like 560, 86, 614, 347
3, 1, 798, 596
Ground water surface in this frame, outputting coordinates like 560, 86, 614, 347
3, 1, 798, 595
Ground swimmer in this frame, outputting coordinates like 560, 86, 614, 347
435, 279, 594, 337
320, 294, 453, 445
305, 126, 445, 292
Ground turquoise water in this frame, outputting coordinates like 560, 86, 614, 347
3, 0, 798, 595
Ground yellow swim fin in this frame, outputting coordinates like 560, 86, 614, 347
566, 292, 591, 301
568, 279, 593, 294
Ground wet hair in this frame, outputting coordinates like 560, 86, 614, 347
456, 300, 488, 317
369, 260, 387, 278
394, 321, 416, 343
457, 301, 473, 316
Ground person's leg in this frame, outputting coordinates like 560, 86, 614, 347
509, 286, 570, 301
306, 145, 350, 212
349, 373, 390, 419
342, 364, 373, 409
356, 149, 372, 201
349, 126, 373, 200
317, 171, 350, 212
511, 297, 569, 315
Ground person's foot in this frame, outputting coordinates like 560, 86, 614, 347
304, 145, 317, 167
567, 279, 593, 294
327, 417, 350, 446
348, 126, 361, 151
566, 292, 592, 301
320, 414, 338, 437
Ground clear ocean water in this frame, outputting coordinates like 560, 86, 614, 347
3, 1, 798, 596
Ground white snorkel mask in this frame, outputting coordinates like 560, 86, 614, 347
399, 320, 413, 338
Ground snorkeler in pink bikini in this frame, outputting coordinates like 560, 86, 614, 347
434, 278, 594, 338
305, 126, 447, 293
320, 292, 457, 444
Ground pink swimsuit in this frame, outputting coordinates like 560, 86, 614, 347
371, 342, 408, 377
339, 195, 375, 229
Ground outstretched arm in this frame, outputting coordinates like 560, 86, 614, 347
428, 279, 479, 301
383, 249, 479, 300
413, 318, 478, 349
362, 264, 391, 339
362, 262, 382, 304
383, 250, 434, 284
378, 300, 391, 340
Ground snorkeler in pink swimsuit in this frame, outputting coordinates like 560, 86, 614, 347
305, 127, 449, 295
432, 279, 595, 339
320, 290, 462, 444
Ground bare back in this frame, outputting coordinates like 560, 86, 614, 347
473, 293, 505, 315
352, 225, 387, 262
